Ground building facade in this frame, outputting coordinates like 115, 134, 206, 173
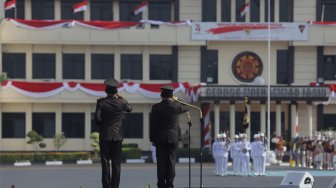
0, 0, 335, 152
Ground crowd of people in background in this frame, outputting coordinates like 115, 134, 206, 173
288, 130, 335, 170
211, 130, 336, 177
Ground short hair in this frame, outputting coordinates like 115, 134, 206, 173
105, 86, 118, 95
161, 91, 173, 98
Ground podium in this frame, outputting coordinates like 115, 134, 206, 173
280, 171, 314, 188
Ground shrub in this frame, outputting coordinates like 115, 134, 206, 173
0, 152, 90, 163
122, 147, 141, 159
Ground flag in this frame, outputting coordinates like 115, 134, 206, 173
5, 0, 16, 11
242, 97, 249, 131
202, 103, 211, 148
133, 0, 148, 15
73, 1, 88, 13
295, 105, 299, 137
239, 2, 250, 18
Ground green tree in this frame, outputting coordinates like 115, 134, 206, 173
54, 132, 67, 151
27, 130, 46, 150
0, 72, 7, 83
90, 132, 100, 158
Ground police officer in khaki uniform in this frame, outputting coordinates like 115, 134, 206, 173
150, 85, 189, 188
94, 78, 132, 188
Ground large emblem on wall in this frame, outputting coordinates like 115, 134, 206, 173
231, 51, 263, 83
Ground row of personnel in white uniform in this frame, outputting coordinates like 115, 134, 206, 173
212, 133, 268, 176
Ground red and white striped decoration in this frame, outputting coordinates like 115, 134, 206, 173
73, 1, 88, 13
5, 0, 16, 11
133, 0, 148, 15
239, 2, 250, 18
202, 103, 211, 148
295, 105, 299, 137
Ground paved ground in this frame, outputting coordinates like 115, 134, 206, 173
1, 163, 335, 188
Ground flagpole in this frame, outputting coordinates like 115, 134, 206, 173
267, 0, 271, 149
321, 4, 325, 22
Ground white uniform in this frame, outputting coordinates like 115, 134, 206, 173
259, 136, 267, 175
151, 145, 157, 163
230, 138, 240, 175
212, 140, 220, 175
239, 138, 251, 176
250, 139, 258, 175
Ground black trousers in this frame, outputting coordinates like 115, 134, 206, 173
100, 140, 122, 188
155, 142, 178, 188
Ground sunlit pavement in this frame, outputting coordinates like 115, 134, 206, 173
1, 163, 335, 188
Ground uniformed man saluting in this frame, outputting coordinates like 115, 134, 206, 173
94, 78, 132, 188
150, 85, 189, 188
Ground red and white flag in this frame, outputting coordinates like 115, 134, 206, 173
295, 105, 299, 137
5, 0, 16, 11
239, 2, 250, 18
133, 0, 148, 15
73, 1, 88, 13
202, 103, 211, 148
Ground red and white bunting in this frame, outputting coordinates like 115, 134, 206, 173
5, 19, 191, 30
9, 19, 73, 29
239, 2, 250, 18
307, 21, 336, 26
75, 20, 139, 30
5, 0, 16, 11
1, 80, 197, 99
133, 0, 148, 15
140, 19, 193, 26
73, 1, 88, 13
295, 105, 299, 137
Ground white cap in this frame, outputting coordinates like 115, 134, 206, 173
253, 134, 258, 139
260, 133, 265, 137
234, 135, 239, 139
222, 133, 227, 137
241, 134, 247, 138
217, 134, 223, 139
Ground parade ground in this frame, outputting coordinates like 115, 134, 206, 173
1, 163, 335, 188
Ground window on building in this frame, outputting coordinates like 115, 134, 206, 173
32, 113, 55, 138
323, 114, 336, 130
279, 0, 292, 22
210, 112, 230, 136
202, 0, 216, 21
150, 55, 172, 80
32, 0, 54, 20
5, 0, 25, 19
221, 0, 231, 22
91, 54, 114, 79
90, 0, 113, 21
236, 0, 246, 22
148, 0, 172, 28
33, 53, 56, 79
122, 113, 143, 138
61, 0, 84, 20
277, 50, 289, 84
62, 113, 85, 138
62, 53, 85, 79
324, 55, 336, 80
2, 113, 26, 138
201, 48, 218, 84
119, 0, 143, 22
264, 0, 275, 22
91, 113, 100, 133
120, 54, 142, 80
322, 0, 336, 21
2, 53, 26, 79
250, 0, 260, 22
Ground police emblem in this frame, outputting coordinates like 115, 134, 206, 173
231, 51, 263, 83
